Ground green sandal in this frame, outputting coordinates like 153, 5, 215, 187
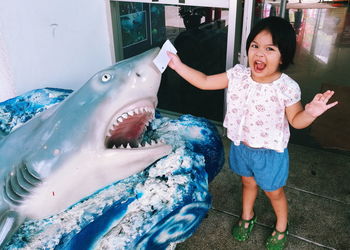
265, 225, 288, 250
232, 214, 257, 241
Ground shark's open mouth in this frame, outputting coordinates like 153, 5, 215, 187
105, 106, 156, 149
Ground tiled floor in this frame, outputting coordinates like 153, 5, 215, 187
176, 136, 350, 250
175, 3, 350, 250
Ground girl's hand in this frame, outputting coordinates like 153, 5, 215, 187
167, 51, 182, 71
305, 90, 338, 118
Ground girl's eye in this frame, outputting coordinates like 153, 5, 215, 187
251, 44, 258, 48
266, 47, 275, 51
101, 73, 112, 82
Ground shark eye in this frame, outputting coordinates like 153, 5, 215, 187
136, 72, 141, 77
101, 73, 112, 82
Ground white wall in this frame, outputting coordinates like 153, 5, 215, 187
0, 0, 114, 98
0, 29, 16, 102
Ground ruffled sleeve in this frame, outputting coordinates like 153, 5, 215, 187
281, 76, 301, 107
226, 64, 247, 83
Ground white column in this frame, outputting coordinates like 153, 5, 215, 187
239, 0, 255, 66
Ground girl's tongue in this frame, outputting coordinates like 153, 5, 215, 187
254, 61, 266, 72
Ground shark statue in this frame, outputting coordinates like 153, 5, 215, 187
0, 48, 172, 247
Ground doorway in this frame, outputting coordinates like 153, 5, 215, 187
109, 0, 241, 122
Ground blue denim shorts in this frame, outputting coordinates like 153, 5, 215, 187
229, 143, 289, 192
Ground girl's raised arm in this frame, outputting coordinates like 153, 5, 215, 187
286, 90, 338, 129
167, 52, 228, 90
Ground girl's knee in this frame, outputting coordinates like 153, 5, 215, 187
242, 176, 258, 188
264, 187, 285, 200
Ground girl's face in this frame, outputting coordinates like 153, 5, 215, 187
248, 30, 282, 83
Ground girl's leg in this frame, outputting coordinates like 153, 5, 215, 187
264, 187, 288, 237
241, 176, 259, 220
232, 176, 258, 241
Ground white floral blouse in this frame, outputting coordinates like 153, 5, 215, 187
223, 64, 301, 152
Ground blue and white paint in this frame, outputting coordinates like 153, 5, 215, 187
0, 61, 224, 249
0, 88, 73, 136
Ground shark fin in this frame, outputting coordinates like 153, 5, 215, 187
0, 210, 24, 248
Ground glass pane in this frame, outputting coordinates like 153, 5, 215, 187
118, 3, 152, 58
112, 2, 229, 122
160, 5, 229, 122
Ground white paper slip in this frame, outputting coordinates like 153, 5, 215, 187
153, 39, 177, 73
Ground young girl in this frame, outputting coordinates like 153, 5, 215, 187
167, 16, 338, 249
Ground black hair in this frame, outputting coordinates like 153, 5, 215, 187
246, 16, 296, 71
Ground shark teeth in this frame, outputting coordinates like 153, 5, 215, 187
105, 106, 157, 149
115, 140, 161, 149
107, 107, 155, 137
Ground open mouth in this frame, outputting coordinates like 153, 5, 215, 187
254, 61, 266, 72
105, 106, 159, 149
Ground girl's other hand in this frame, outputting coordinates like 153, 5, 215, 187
305, 90, 338, 118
